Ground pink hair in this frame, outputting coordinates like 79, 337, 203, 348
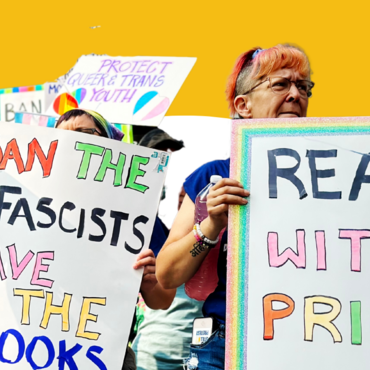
225, 48, 259, 116
226, 44, 311, 117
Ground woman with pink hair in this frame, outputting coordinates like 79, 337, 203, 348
157, 44, 314, 369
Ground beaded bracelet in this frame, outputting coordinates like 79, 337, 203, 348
194, 223, 219, 248
193, 228, 203, 243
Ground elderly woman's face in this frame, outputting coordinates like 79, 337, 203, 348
236, 68, 309, 119
57, 114, 102, 136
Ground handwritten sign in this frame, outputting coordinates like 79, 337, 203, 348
0, 85, 43, 95
14, 112, 57, 128
13, 113, 133, 144
0, 122, 169, 369
227, 117, 370, 370
44, 83, 63, 111
46, 56, 196, 126
0, 90, 44, 123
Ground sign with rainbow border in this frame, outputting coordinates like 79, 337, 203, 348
0, 85, 44, 123
226, 117, 370, 370
14, 112, 134, 144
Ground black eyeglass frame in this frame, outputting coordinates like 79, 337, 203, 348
241, 77, 315, 98
75, 127, 103, 136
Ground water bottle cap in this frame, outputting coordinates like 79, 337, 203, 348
210, 175, 222, 184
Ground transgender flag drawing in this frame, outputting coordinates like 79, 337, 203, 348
132, 91, 170, 122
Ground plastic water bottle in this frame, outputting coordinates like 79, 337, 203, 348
185, 175, 225, 301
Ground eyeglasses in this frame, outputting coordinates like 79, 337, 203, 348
242, 76, 315, 98
75, 128, 102, 136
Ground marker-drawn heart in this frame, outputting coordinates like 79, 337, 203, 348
71, 88, 87, 105
53, 93, 78, 115
133, 91, 170, 122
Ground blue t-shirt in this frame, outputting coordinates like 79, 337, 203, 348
149, 216, 169, 257
183, 158, 230, 324
129, 216, 169, 342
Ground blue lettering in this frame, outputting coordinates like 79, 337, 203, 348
86, 346, 107, 370
0, 329, 25, 364
26, 336, 55, 369
57, 340, 82, 370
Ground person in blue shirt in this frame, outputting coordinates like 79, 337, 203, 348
157, 44, 314, 369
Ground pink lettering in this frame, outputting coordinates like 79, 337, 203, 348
31, 252, 54, 288
7, 244, 34, 279
315, 231, 327, 270
268, 230, 306, 268
339, 229, 370, 272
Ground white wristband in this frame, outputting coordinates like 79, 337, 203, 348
195, 223, 219, 247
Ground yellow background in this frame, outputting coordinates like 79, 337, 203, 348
0, 0, 368, 119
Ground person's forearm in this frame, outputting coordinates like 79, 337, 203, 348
141, 284, 176, 310
156, 218, 222, 289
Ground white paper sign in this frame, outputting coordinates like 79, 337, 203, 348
43, 83, 63, 112
234, 128, 370, 369
47, 56, 196, 126
0, 122, 169, 369
0, 91, 44, 123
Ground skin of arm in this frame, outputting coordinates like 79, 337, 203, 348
156, 179, 249, 289
134, 249, 176, 310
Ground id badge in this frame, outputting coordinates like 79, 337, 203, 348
192, 317, 214, 344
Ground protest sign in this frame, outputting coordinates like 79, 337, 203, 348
226, 117, 370, 370
14, 112, 57, 128
0, 88, 44, 123
0, 122, 169, 369
13, 113, 133, 144
43, 83, 63, 112
46, 56, 196, 126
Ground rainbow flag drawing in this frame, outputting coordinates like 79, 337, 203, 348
226, 116, 370, 370
0, 85, 44, 94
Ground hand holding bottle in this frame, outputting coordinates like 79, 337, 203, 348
185, 176, 249, 301
205, 178, 250, 232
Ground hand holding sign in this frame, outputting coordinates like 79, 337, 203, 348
134, 249, 157, 293
206, 178, 249, 232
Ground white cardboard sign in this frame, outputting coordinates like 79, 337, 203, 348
227, 118, 370, 370
0, 122, 169, 369
47, 56, 196, 126
0, 91, 44, 123
43, 83, 63, 112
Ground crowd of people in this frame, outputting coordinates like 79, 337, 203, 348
54, 43, 314, 370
